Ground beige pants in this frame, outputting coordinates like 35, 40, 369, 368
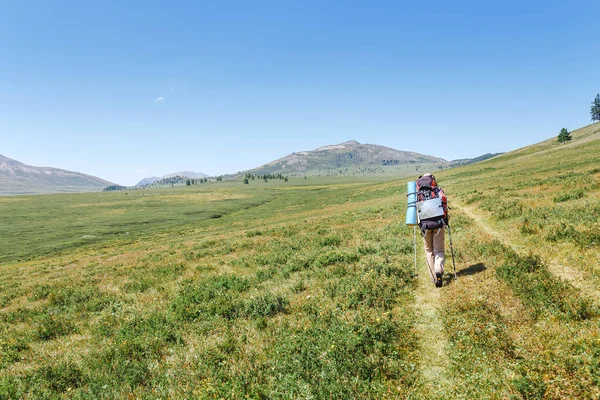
423, 228, 445, 275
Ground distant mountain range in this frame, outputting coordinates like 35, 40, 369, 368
245, 140, 447, 176
0, 154, 113, 195
1, 142, 498, 195
446, 153, 504, 169
136, 171, 208, 187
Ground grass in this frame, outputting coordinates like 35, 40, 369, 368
1, 122, 600, 398
0, 175, 422, 399
434, 122, 600, 398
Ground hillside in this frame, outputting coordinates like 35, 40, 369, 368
1, 123, 600, 398
0, 154, 113, 195
428, 121, 600, 397
246, 140, 446, 177
444, 152, 503, 169
136, 171, 208, 186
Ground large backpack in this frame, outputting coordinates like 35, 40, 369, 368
416, 174, 448, 234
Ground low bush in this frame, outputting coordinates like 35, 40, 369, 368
553, 189, 585, 203
244, 293, 289, 318
0, 337, 29, 367
36, 314, 78, 340
172, 275, 250, 321
28, 284, 52, 301
46, 285, 115, 313
313, 251, 360, 268
320, 235, 342, 247
86, 312, 183, 390
266, 310, 419, 398
496, 254, 595, 320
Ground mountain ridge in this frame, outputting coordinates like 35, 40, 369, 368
136, 171, 208, 187
245, 140, 447, 177
0, 154, 113, 195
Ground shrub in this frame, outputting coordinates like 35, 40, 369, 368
36, 314, 78, 340
553, 189, 584, 202
0, 337, 29, 367
496, 254, 595, 320
171, 275, 251, 321
29, 284, 52, 301
123, 278, 154, 293
244, 293, 289, 318
513, 373, 546, 400
266, 311, 418, 398
313, 251, 360, 268
33, 362, 85, 393
291, 279, 306, 293
87, 313, 183, 390
320, 235, 342, 247
47, 285, 114, 313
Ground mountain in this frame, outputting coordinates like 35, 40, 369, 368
245, 140, 446, 176
136, 171, 208, 186
0, 154, 113, 195
136, 176, 161, 186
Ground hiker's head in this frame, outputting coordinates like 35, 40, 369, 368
418, 174, 437, 187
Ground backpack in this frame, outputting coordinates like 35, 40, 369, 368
416, 174, 448, 234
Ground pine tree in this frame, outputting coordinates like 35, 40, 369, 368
557, 127, 572, 143
591, 94, 600, 122
244, 178, 249, 184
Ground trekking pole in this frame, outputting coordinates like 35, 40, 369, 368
425, 254, 436, 284
413, 225, 418, 277
446, 224, 458, 280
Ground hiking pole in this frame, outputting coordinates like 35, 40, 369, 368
413, 225, 418, 277
425, 253, 436, 284
446, 223, 458, 280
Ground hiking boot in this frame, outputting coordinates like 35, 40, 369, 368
435, 272, 443, 288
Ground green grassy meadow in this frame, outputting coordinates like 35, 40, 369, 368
1, 123, 600, 399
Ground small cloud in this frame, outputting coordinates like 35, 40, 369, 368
154, 96, 165, 103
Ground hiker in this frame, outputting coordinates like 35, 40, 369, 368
416, 174, 448, 287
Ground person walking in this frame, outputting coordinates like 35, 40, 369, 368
416, 174, 448, 287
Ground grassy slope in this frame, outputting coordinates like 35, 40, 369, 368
1, 176, 423, 399
1, 123, 599, 398
434, 122, 600, 398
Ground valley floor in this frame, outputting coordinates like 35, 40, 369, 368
1, 123, 600, 399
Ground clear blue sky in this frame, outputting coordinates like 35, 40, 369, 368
1, 0, 598, 185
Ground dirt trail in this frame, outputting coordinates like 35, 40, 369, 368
457, 203, 600, 304
414, 248, 453, 398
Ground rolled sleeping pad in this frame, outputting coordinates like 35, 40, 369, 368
406, 180, 417, 225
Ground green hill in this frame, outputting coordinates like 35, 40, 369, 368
1, 123, 599, 398
429, 121, 600, 398
0, 154, 113, 195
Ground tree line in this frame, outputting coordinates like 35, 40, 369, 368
244, 173, 288, 184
